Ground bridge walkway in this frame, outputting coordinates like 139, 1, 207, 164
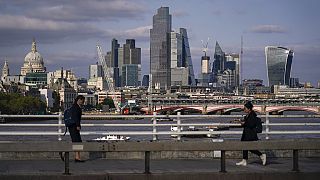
0, 157, 319, 179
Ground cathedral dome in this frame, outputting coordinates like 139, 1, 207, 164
20, 38, 46, 75
24, 51, 44, 66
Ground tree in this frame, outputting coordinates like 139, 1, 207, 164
0, 92, 46, 114
101, 97, 115, 108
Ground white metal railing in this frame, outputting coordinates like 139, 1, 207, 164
0, 113, 320, 141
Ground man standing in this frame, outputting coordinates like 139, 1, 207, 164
236, 101, 266, 166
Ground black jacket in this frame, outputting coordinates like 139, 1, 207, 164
241, 110, 259, 141
71, 103, 82, 128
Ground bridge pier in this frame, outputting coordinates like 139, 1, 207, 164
202, 105, 207, 114
261, 105, 266, 114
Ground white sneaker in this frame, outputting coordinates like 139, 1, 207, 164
260, 154, 266, 166
236, 159, 247, 166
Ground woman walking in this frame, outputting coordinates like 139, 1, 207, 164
236, 101, 266, 166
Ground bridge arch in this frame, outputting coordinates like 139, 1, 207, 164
266, 106, 319, 115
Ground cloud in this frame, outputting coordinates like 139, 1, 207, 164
0, 14, 151, 47
249, 25, 287, 33
0, 0, 147, 22
122, 25, 151, 39
0, 15, 83, 31
172, 10, 189, 17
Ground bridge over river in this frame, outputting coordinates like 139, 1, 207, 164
141, 104, 320, 115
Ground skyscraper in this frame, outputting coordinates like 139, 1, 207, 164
265, 46, 294, 87
121, 39, 141, 87
111, 38, 120, 87
89, 63, 103, 79
212, 41, 225, 75
150, 7, 172, 89
180, 28, 196, 86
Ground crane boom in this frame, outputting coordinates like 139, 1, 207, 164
96, 45, 120, 113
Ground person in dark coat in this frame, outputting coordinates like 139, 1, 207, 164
236, 101, 266, 166
68, 95, 85, 162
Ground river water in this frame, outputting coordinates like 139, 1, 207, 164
0, 111, 319, 142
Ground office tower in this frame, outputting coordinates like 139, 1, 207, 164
119, 39, 141, 87
21, 38, 46, 75
225, 53, 240, 87
142, 75, 150, 87
89, 63, 103, 79
265, 46, 294, 87
211, 42, 239, 90
212, 41, 225, 75
150, 7, 172, 89
122, 64, 141, 87
201, 56, 210, 74
111, 38, 120, 87
180, 28, 196, 86
170, 28, 195, 86
289, 77, 299, 88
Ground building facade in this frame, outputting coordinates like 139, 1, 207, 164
150, 7, 172, 89
89, 63, 103, 79
265, 46, 294, 87
122, 64, 141, 87
170, 28, 195, 86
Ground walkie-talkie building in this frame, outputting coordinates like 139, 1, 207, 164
265, 46, 294, 87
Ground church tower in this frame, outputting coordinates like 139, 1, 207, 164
1, 60, 9, 81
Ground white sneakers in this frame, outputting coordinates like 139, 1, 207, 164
236, 154, 266, 166
236, 159, 247, 166
260, 154, 267, 166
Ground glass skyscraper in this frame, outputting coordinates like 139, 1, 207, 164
169, 28, 196, 86
180, 28, 196, 86
150, 7, 172, 89
265, 46, 294, 87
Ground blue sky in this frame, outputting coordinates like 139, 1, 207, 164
0, 0, 319, 86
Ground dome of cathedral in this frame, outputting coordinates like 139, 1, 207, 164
24, 51, 44, 66
20, 38, 46, 75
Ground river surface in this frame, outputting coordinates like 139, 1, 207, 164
0, 111, 319, 142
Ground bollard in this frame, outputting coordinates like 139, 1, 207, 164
265, 112, 270, 140
64, 152, 70, 175
220, 150, 226, 173
152, 112, 157, 141
144, 151, 151, 174
177, 112, 181, 141
58, 111, 62, 141
292, 149, 299, 172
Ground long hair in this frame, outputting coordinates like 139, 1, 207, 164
74, 95, 85, 105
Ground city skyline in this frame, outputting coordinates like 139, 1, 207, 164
0, 0, 319, 86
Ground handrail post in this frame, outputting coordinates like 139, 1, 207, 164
144, 151, 151, 174
58, 111, 62, 141
220, 150, 226, 173
152, 112, 157, 141
177, 112, 181, 141
265, 112, 269, 140
292, 149, 299, 172
63, 152, 70, 175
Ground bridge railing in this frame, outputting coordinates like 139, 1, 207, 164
0, 139, 319, 174
0, 113, 320, 141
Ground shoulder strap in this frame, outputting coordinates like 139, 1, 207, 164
63, 126, 67, 136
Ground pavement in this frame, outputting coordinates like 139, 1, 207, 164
0, 157, 319, 175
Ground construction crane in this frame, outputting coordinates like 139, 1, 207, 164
201, 37, 210, 56
96, 45, 120, 113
